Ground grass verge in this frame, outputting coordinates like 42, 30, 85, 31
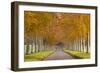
24, 50, 54, 62
64, 50, 90, 59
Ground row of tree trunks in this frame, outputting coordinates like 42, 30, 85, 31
24, 37, 50, 55
65, 35, 90, 53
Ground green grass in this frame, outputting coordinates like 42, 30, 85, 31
24, 50, 54, 62
64, 50, 90, 59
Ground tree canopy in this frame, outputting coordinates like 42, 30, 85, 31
24, 11, 90, 45
24, 11, 90, 54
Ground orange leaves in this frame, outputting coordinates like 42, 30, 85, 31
24, 11, 90, 45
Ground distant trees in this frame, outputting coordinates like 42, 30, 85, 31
24, 11, 90, 55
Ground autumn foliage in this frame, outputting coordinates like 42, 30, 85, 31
24, 11, 90, 54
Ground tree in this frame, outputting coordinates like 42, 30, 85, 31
24, 11, 90, 54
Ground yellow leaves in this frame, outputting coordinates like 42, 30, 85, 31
24, 11, 90, 45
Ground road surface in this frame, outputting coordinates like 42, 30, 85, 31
44, 51, 75, 60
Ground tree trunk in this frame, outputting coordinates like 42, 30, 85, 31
34, 37, 38, 53
31, 41, 35, 53
26, 44, 30, 55
79, 38, 81, 52
24, 45, 27, 54
36, 37, 39, 52
86, 33, 89, 53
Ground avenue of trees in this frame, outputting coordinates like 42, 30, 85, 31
24, 11, 90, 55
